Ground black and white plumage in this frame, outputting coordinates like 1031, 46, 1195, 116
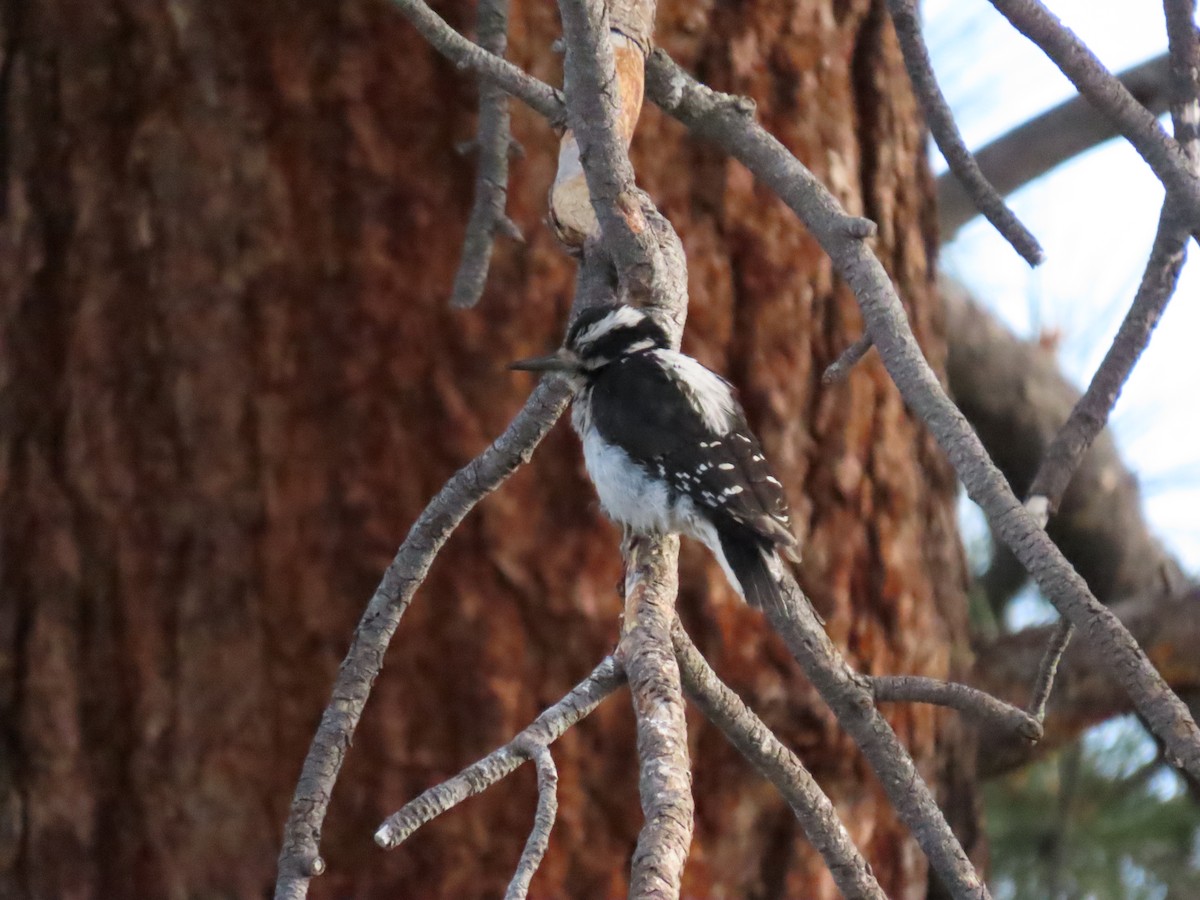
511, 303, 799, 607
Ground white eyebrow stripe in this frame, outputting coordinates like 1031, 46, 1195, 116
574, 305, 646, 348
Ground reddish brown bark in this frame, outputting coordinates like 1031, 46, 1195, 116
0, 0, 970, 897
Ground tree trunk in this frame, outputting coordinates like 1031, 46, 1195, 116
0, 0, 972, 897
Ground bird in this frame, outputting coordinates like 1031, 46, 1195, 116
510, 302, 799, 608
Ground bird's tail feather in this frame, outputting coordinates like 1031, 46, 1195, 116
718, 528, 782, 609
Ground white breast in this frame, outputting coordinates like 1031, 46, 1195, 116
579, 428, 675, 534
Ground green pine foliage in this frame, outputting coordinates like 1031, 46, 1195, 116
986, 717, 1200, 899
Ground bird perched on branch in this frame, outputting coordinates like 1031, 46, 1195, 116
511, 303, 799, 607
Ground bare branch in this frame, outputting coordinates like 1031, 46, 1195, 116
873, 675, 1042, 740
975, 587, 1200, 777
1026, 211, 1189, 510
938, 54, 1171, 238
761, 577, 991, 899
504, 742, 559, 900
619, 536, 693, 900
556, 0, 677, 310
822, 333, 874, 384
672, 622, 886, 900
985, 0, 1200, 226
943, 282, 1182, 608
450, 0, 519, 309
645, 45, 1200, 792
389, 0, 565, 125
1027, 620, 1074, 723
1016, 0, 1199, 714
276, 241, 628, 898
374, 657, 622, 849
887, 0, 1043, 265
273, 378, 571, 899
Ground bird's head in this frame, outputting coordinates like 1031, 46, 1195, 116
509, 304, 669, 377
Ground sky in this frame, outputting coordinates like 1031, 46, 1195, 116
925, 0, 1200, 573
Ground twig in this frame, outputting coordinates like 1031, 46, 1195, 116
985, 0, 1200, 225
938, 53, 1171, 239
973, 586, 1200, 777
618, 535, 693, 900
645, 46, 1200, 788
887, 0, 1043, 265
761, 576, 991, 899
873, 675, 1042, 740
275, 245, 624, 898
273, 379, 571, 899
822, 333, 874, 383
1026, 620, 1074, 723
450, 0, 519, 309
672, 622, 886, 900
388, 0, 565, 125
504, 741, 560, 900
1017, 0, 1200, 717
374, 657, 623, 848
1026, 212, 1190, 509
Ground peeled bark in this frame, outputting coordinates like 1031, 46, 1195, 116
0, 0, 970, 897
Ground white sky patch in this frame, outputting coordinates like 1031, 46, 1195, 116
929, 0, 1200, 572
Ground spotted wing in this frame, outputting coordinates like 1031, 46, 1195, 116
588, 353, 797, 552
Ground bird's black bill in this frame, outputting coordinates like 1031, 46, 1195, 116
508, 350, 574, 372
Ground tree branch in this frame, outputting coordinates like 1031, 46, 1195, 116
273, 378, 571, 899
887, 0, 1043, 265
1012, 0, 1200, 719
618, 536, 693, 899
645, 46, 1200, 791
759, 577, 991, 899
504, 741, 560, 900
388, 0, 565, 125
276, 237, 628, 898
974, 587, 1200, 777
374, 657, 623, 848
672, 622, 886, 900
822, 333, 874, 384
450, 0, 521, 309
942, 282, 1182, 609
937, 54, 1171, 239
873, 675, 1042, 740
984, 0, 1200, 229
556, 0, 681, 313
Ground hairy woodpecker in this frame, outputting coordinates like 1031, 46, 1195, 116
511, 303, 799, 607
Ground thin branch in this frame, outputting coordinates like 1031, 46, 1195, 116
1026, 620, 1074, 723
974, 586, 1200, 778
822, 333, 874, 384
388, 0, 565, 125
938, 53, 1171, 239
761, 576, 991, 899
1016, 0, 1199, 715
275, 243, 625, 899
645, 46, 1200, 789
619, 535, 693, 900
1026, 211, 1190, 509
504, 741, 559, 900
374, 657, 622, 849
887, 0, 1043, 265
873, 675, 1042, 740
985, 0, 1200, 227
672, 622, 886, 900
450, 0, 520, 309
273, 379, 571, 899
